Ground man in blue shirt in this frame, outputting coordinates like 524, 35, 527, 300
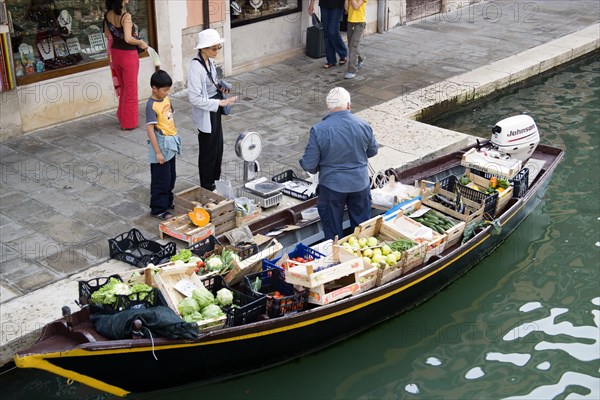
300, 87, 379, 240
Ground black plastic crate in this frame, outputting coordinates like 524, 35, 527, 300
440, 175, 499, 217
109, 228, 176, 268
244, 268, 309, 318
470, 167, 530, 198
272, 169, 317, 201
78, 275, 162, 314
188, 235, 221, 257
201, 274, 267, 327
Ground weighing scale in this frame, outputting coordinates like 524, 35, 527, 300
235, 131, 284, 208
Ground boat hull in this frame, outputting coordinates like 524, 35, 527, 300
14, 145, 562, 396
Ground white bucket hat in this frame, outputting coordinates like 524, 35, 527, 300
194, 29, 225, 49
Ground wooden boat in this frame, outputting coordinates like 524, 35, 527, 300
13, 143, 563, 397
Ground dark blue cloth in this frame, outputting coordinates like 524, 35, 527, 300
317, 184, 371, 240
150, 156, 176, 215
320, 6, 347, 65
300, 110, 378, 193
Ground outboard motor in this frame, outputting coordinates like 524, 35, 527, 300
490, 115, 540, 162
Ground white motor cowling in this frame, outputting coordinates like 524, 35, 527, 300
491, 115, 540, 161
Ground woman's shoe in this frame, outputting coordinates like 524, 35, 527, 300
323, 63, 336, 69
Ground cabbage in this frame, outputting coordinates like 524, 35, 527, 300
178, 296, 200, 316
201, 304, 223, 319
183, 311, 204, 323
90, 277, 132, 306
206, 257, 223, 271
171, 249, 193, 262
192, 286, 215, 308
216, 288, 234, 307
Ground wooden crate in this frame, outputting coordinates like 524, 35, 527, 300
235, 209, 262, 227
284, 244, 365, 288
159, 214, 215, 245
418, 181, 485, 224
383, 213, 447, 263
351, 215, 427, 274
466, 170, 514, 215
355, 267, 381, 293
443, 216, 466, 248
305, 273, 361, 305
377, 263, 404, 286
174, 186, 236, 235
224, 239, 283, 285
154, 264, 226, 331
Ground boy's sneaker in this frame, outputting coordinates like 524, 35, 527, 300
357, 57, 365, 69
344, 72, 356, 79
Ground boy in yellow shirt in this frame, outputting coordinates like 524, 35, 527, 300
344, 0, 366, 79
146, 70, 182, 220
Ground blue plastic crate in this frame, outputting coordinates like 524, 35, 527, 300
262, 243, 325, 272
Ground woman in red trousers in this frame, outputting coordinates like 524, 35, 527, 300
104, 0, 148, 130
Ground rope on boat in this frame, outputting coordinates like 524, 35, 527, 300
142, 327, 159, 361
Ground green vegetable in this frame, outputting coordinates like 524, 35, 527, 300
216, 288, 234, 307
459, 175, 470, 185
201, 304, 224, 319
192, 286, 215, 308
90, 277, 132, 306
171, 249, 193, 263
129, 282, 153, 301
206, 256, 224, 271
177, 297, 200, 316
183, 311, 204, 323
389, 239, 416, 252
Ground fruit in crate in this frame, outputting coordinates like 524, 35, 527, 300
188, 207, 210, 227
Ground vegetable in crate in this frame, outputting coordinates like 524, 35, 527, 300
171, 249, 193, 263
178, 297, 200, 316
192, 286, 215, 308
129, 283, 153, 300
201, 304, 224, 319
216, 288, 234, 307
90, 278, 132, 306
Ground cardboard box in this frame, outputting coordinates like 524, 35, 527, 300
174, 186, 236, 235
461, 148, 522, 180
159, 214, 215, 246
305, 273, 361, 305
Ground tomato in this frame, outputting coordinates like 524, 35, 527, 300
196, 260, 205, 268
194, 267, 200, 273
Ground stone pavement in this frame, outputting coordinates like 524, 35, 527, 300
0, 0, 598, 362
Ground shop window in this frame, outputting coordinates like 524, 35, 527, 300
5, 0, 155, 86
231, 0, 301, 27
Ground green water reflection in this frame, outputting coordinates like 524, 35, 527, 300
3, 55, 598, 400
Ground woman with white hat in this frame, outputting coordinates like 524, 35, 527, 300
188, 29, 238, 191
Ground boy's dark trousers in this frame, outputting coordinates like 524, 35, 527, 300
150, 157, 176, 215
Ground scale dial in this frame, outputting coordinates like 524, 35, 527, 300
235, 131, 263, 162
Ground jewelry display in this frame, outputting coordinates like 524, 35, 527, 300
66, 38, 81, 54
249, 0, 263, 13
53, 37, 69, 57
37, 38, 55, 60
57, 10, 72, 34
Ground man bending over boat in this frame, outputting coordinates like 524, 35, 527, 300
300, 87, 379, 240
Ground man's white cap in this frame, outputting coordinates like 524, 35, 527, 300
194, 29, 225, 49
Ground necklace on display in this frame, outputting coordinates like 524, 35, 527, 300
249, 0, 263, 12
38, 39, 55, 60
58, 10, 72, 34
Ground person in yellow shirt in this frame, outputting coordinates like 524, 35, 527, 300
146, 70, 181, 220
344, 0, 366, 79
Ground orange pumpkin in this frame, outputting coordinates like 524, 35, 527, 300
188, 207, 210, 227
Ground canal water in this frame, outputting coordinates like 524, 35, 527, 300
2, 55, 598, 400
